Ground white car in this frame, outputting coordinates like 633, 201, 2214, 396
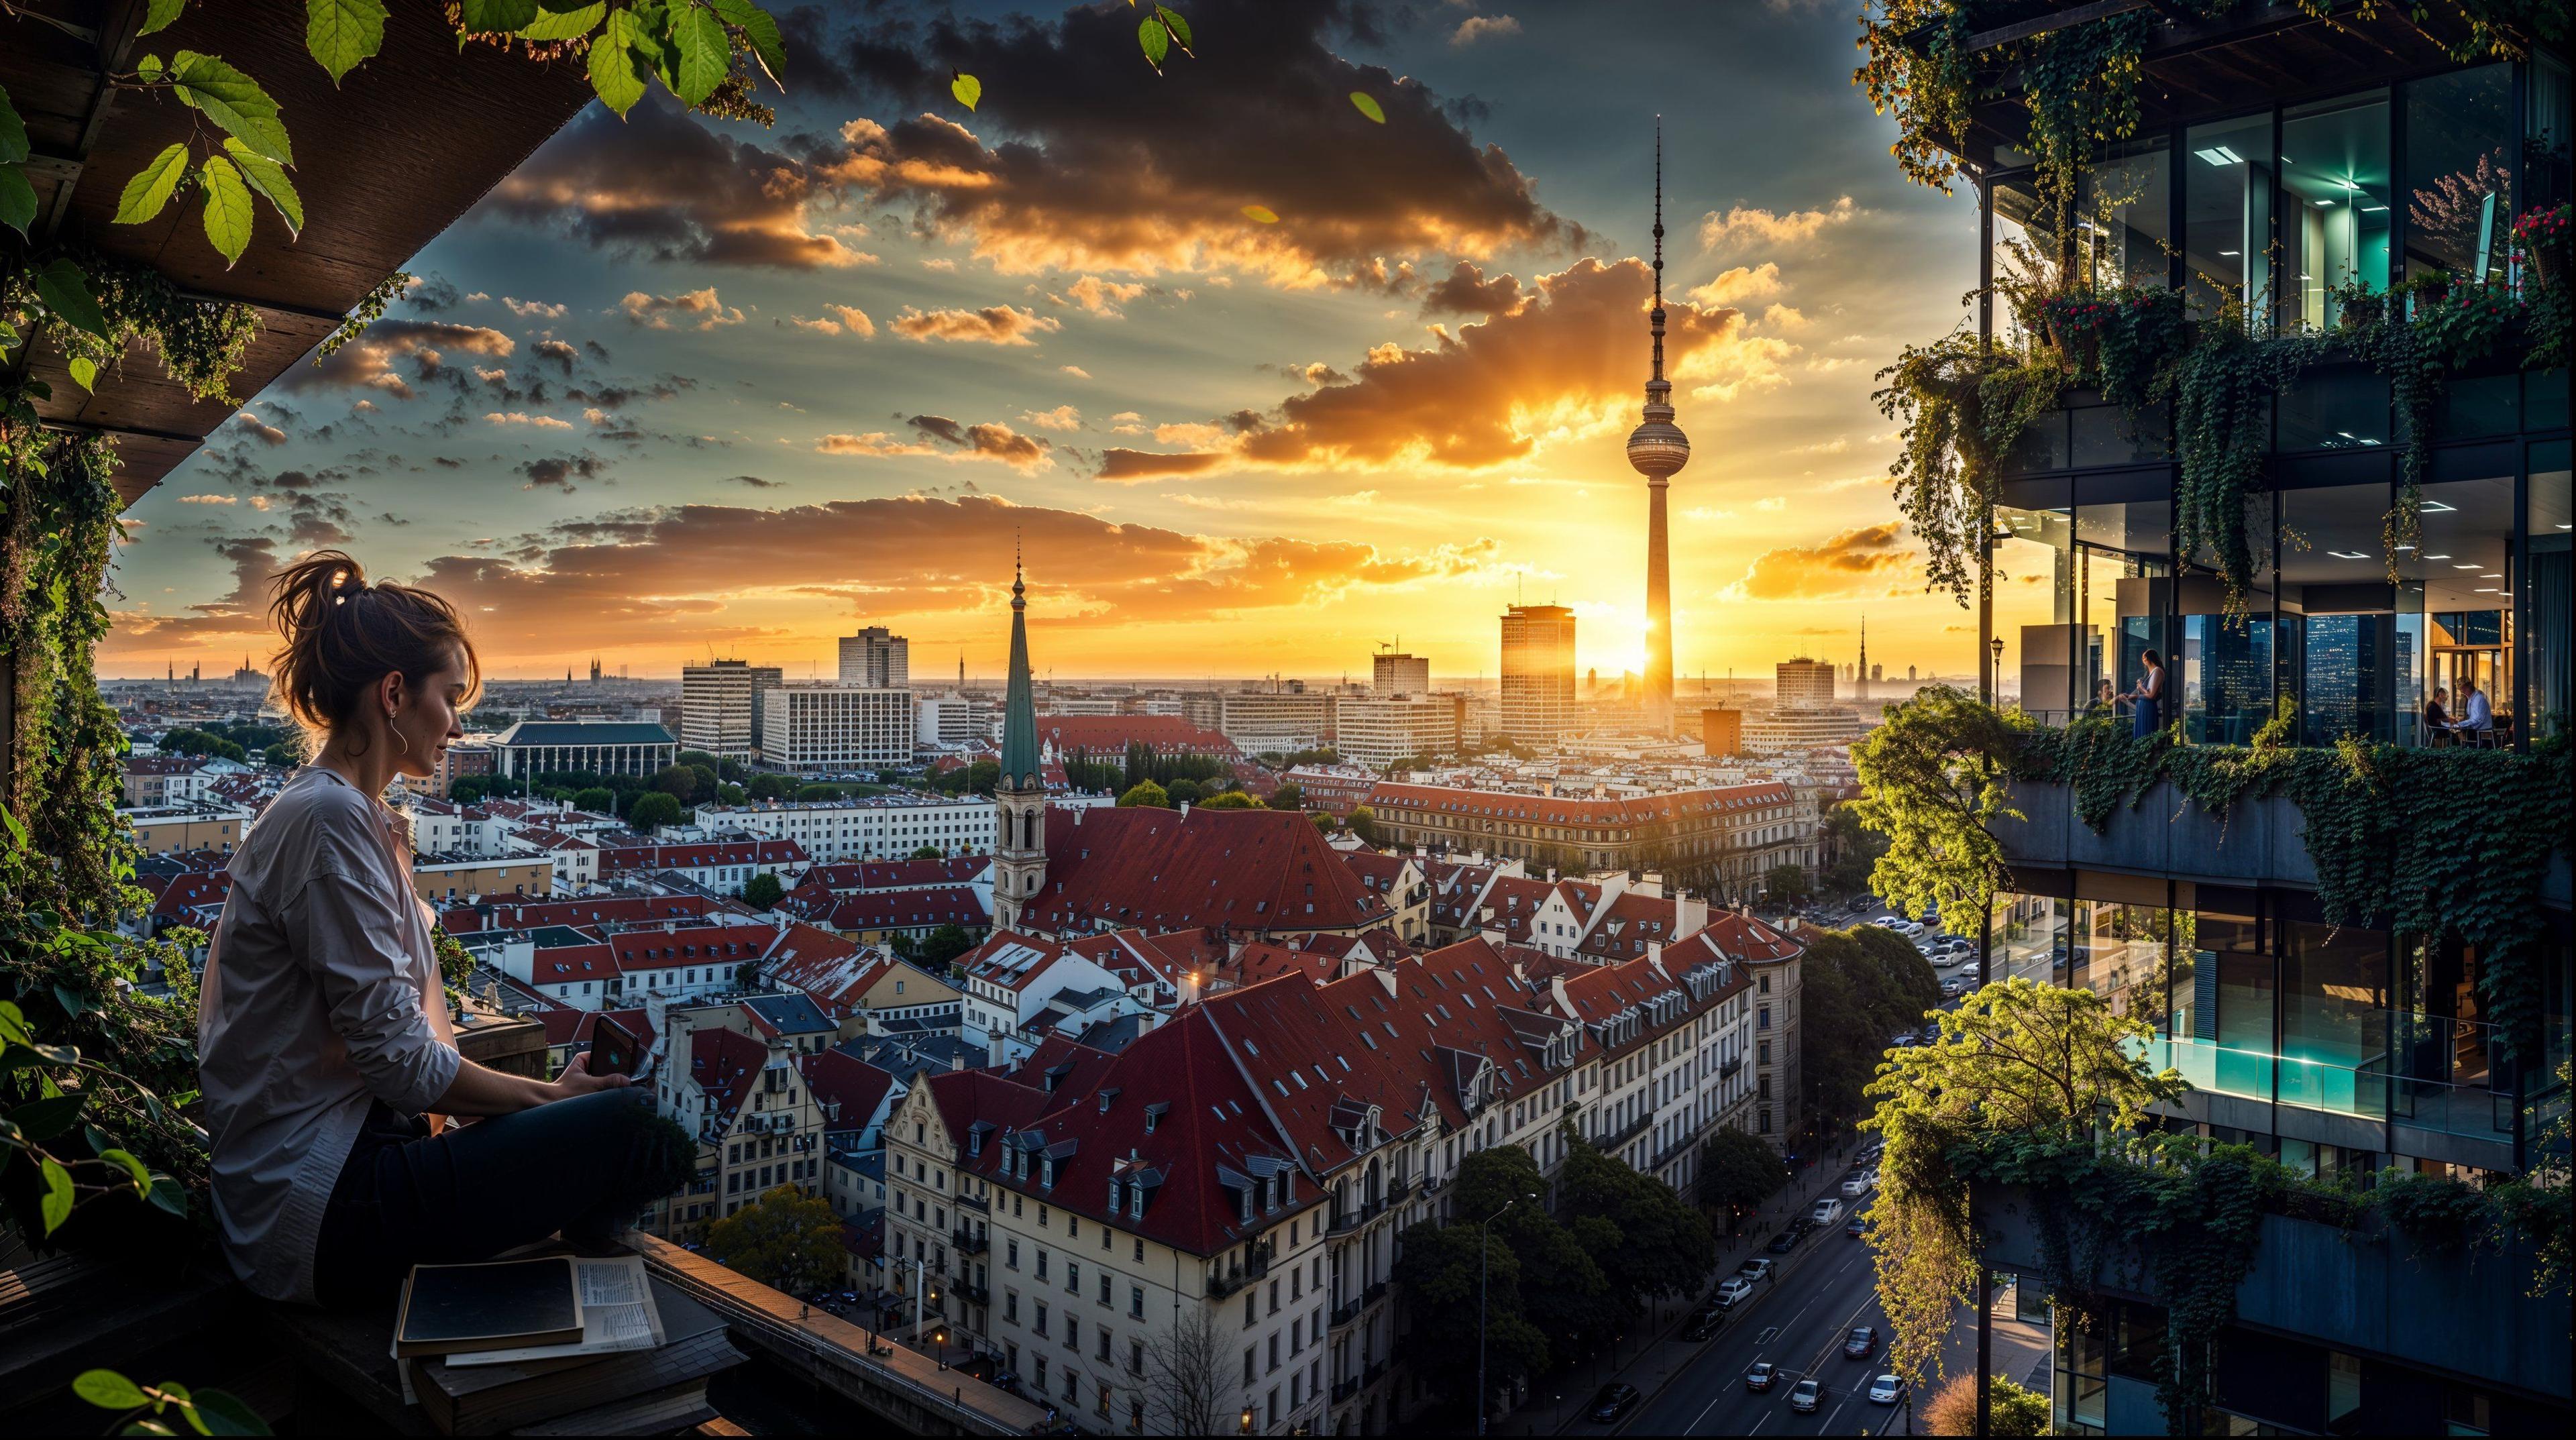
1874, 916, 1903, 928
1809, 1198, 1845, 1227
1713, 1277, 1755, 1307
1869, 1374, 1905, 1405
1840, 1174, 1872, 1198
1941, 980, 1966, 999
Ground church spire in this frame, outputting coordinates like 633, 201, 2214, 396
1001, 543, 1038, 787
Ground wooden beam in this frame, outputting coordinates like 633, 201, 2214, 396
1971, 0, 2153, 52
39, 418, 207, 447
38, 0, 149, 239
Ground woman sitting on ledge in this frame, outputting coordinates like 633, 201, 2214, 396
197, 550, 686, 1308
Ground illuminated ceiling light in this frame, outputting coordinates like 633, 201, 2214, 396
2339, 178, 2361, 190
2327, 550, 2371, 560
2420, 501, 2456, 512
2219, 249, 2241, 256
2475, 587, 2500, 594
2424, 553, 2451, 559
2481, 573, 2503, 580
2559, 523, 2573, 531
2453, 563, 2483, 569
2195, 146, 2244, 166
2362, 204, 2388, 213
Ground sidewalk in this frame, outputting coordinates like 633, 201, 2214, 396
1493, 1133, 1868, 1435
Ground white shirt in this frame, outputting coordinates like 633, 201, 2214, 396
197, 767, 460, 1303
2461, 688, 2493, 731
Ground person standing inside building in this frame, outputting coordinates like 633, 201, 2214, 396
197, 551, 686, 1308
2129, 650, 2165, 738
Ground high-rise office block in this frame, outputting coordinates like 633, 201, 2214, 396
1500, 604, 1578, 747
837, 626, 909, 689
1372, 651, 1431, 696
1775, 657, 1835, 705
680, 660, 781, 760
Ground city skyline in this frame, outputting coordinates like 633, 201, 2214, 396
96, 1, 1978, 683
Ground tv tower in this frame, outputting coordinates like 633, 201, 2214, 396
1625, 117, 1690, 736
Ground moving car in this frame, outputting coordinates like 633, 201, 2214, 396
1845, 1213, 1869, 1237
1941, 980, 1966, 999
1714, 1276, 1756, 1307
1810, 1198, 1845, 1227
1789, 1378, 1823, 1414
1839, 1170, 1872, 1198
1735, 1257, 1776, 1284
1682, 1302, 1727, 1341
1745, 1362, 1778, 1392
1870, 1374, 1906, 1405
1589, 1382, 1641, 1423
1764, 1228, 1803, 1255
1845, 1325, 1880, 1359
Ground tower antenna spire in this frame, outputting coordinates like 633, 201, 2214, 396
1627, 114, 1687, 738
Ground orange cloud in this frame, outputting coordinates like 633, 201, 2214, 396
890, 304, 1061, 346
818, 416, 1054, 472
1725, 523, 1918, 600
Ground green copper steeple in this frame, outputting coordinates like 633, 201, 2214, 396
1001, 552, 1039, 787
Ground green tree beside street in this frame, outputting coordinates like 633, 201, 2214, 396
706, 1184, 845, 1296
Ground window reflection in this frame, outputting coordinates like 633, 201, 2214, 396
1996, 504, 2074, 717
2280, 484, 2396, 744
2182, 496, 2276, 744
2400, 476, 2518, 746
2406, 65, 2514, 285
2080, 136, 2171, 292
1992, 173, 2051, 349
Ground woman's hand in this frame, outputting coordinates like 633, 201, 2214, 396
550, 1049, 631, 1100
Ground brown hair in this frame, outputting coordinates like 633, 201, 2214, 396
266, 550, 480, 755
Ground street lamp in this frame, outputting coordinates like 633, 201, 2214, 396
1988, 635, 2006, 703
1477, 1192, 1536, 1437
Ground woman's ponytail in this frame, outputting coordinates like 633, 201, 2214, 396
266, 550, 480, 757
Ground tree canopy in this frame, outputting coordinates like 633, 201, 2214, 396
741, 871, 784, 909
706, 1184, 845, 1296
1118, 779, 1171, 809
627, 791, 684, 833
1797, 926, 1942, 1131
1346, 805, 1381, 846
1269, 781, 1305, 812
1696, 1125, 1790, 1231
1865, 977, 2184, 1386
1553, 1125, 1715, 1316
1389, 1217, 1546, 1425
1850, 687, 2032, 937
1196, 790, 1263, 810
1762, 862, 1813, 906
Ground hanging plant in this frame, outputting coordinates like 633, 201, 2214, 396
2170, 302, 2329, 621
1874, 333, 2063, 608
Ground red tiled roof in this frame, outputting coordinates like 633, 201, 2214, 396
606, 924, 776, 976
1366, 780, 1794, 826
798, 887, 989, 934
529, 944, 616, 984
689, 1027, 771, 1134
799, 1049, 898, 1134
444, 893, 730, 934
800, 856, 989, 893
1021, 807, 1391, 934
150, 870, 234, 920
1574, 889, 1690, 961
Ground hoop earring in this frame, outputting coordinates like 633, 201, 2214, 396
388, 713, 411, 758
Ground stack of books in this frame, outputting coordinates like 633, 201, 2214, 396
388, 1254, 743, 1435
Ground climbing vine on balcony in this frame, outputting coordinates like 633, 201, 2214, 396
1872, 333, 2063, 608
2011, 715, 2573, 1057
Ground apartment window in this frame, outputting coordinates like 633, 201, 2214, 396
1035, 1301, 1049, 1337
1068, 1262, 1081, 1294
1065, 1319, 1079, 1351
1099, 1273, 1112, 1307
1267, 1333, 1280, 1373
1006, 1290, 1019, 1323
1243, 1347, 1256, 1384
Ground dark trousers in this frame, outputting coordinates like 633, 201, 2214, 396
313, 1088, 682, 1309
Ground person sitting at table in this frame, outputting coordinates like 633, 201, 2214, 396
2424, 687, 2453, 746
2456, 676, 2493, 742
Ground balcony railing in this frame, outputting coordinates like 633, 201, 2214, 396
1602, 1113, 1653, 1150
952, 1228, 989, 1255
1363, 1280, 1387, 1307
1330, 1298, 1361, 1328
1363, 1359, 1389, 1386
1332, 1377, 1360, 1404
1207, 1247, 1273, 1299
1385, 1175, 1415, 1203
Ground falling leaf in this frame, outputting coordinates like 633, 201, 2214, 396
1350, 92, 1384, 124
1241, 205, 1278, 224
951, 71, 981, 111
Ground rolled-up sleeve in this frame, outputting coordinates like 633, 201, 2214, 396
285, 868, 461, 1115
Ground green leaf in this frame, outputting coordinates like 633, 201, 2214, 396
113, 143, 191, 225
70, 355, 97, 392
0, 164, 34, 239
519, 2, 604, 42
0, 80, 30, 164
33, 259, 111, 340
670, 5, 728, 107
146, 1176, 189, 1217
99, 1148, 152, 1193
588, 11, 648, 117
119, 1423, 179, 1437
222, 138, 302, 235
53, 981, 93, 1016
199, 154, 254, 265
191, 1390, 268, 1437
170, 52, 293, 166
15, 1091, 87, 1142
1155, 6, 1192, 53
138, 0, 188, 37
305, 0, 388, 85
1350, 91, 1384, 124
950, 72, 981, 111
1138, 16, 1168, 70
136, 55, 164, 80
39, 1157, 74, 1233
459, 0, 538, 32
0, 999, 27, 1044
74, 1371, 152, 1410
710, 0, 785, 87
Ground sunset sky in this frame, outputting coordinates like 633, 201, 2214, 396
101, 0, 1987, 685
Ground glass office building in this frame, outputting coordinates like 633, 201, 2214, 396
1919, 10, 2571, 1435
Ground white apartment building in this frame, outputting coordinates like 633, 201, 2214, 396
682, 661, 784, 760
1217, 691, 1334, 754
1331, 694, 1463, 772
916, 691, 978, 748
839, 627, 910, 689
755, 685, 915, 773
698, 793, 998, 863
1741, 706, 1865, 755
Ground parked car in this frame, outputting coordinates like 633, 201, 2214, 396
1940, 979, 1966, 999
1788, 1378, 1823, 1413
1873, 916, 1903, 928
1683, 1303, 1727, 1341
1715, 1276, 1756, 1306
1589, 1382, 1641, 1422
1810, 1198, 1845, 1227
1870, 1374, 1906, 1405
1845, 1325, 1880, 1359
1746, 1361, 1778, 1392
1765, 1229, 1802, 1255
1845, 1213, 1868, 1237
1736, 1258, 1775, 1284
